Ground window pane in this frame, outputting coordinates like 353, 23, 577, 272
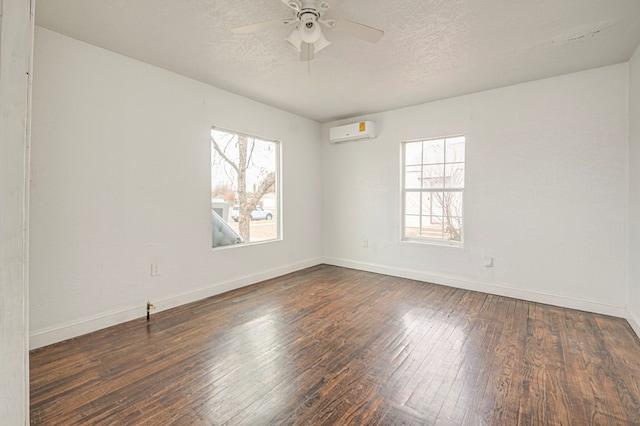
211, 128, 279, 248
446, 191, 463, 218
426, 192, 445, 217
423, 139, 445, 165
445, 136, 465, 163
443, 191, 463, 242
405, 165, 422, 189
405, 214, 420, 228
405, 192, 421, 215
405, 142, 422, 166
421, 214, 444, 239
446, 218, 462, 242
422, 164, 445, 188
404, 214, 421, 238
420, 192, 431, 215
445, 163, 465, 189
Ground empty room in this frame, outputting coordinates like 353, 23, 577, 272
3, 0, 640, 424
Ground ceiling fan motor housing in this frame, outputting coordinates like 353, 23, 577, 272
299, 9, 320, 24
299, 12, 321, 43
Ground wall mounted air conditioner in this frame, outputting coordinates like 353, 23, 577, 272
329, 121, 376, 144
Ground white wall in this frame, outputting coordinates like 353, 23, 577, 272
322, 64, 629, 316
30, 27, 323, 348
629, 44, 640, 335
29, 25, 638, 350
0, 0, 33, 422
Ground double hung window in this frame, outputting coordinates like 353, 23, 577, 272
402, 136, 465, 245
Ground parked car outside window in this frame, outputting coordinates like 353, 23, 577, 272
231, 205, 273, 222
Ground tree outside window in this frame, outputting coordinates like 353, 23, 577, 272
211, 128, 280, 247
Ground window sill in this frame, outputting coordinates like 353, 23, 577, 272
401, 238, 464, 248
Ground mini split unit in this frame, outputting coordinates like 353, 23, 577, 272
329, 121, 376, 144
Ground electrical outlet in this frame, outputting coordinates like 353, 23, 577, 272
150, 262, 159, 276
362, 239, 369, 248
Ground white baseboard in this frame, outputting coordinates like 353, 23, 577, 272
29, 257, 322, 350
627, 308, 640, 339
31, 257, 635, 350
323, 257, 627, 319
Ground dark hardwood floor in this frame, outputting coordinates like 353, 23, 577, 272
30, 265, 640, 425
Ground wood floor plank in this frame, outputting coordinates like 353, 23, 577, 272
30, 265, 640, 425
460, 294, 515, 425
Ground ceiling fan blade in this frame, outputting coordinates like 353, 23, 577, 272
300, 42, 315, 61
231, 18, 295, 34
280, 0, 301, 12
332, 19, 384, 43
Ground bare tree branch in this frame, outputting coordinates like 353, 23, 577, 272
211, 135, 239, 174
248, 172, 275, 208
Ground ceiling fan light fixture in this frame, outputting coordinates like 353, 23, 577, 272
232, 0, 384, 61
286, 27, 303, 51
314, 31, 331, 53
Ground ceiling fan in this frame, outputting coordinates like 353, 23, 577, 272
231, 0, 384, 61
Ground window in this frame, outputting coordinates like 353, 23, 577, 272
211, 128, 280, 248
402, 135, 465, 245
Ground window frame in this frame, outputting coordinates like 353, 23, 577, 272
401, 135, 465, 247
210, 126, 282, 248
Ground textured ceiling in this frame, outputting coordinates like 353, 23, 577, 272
35, 0, 640, 122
